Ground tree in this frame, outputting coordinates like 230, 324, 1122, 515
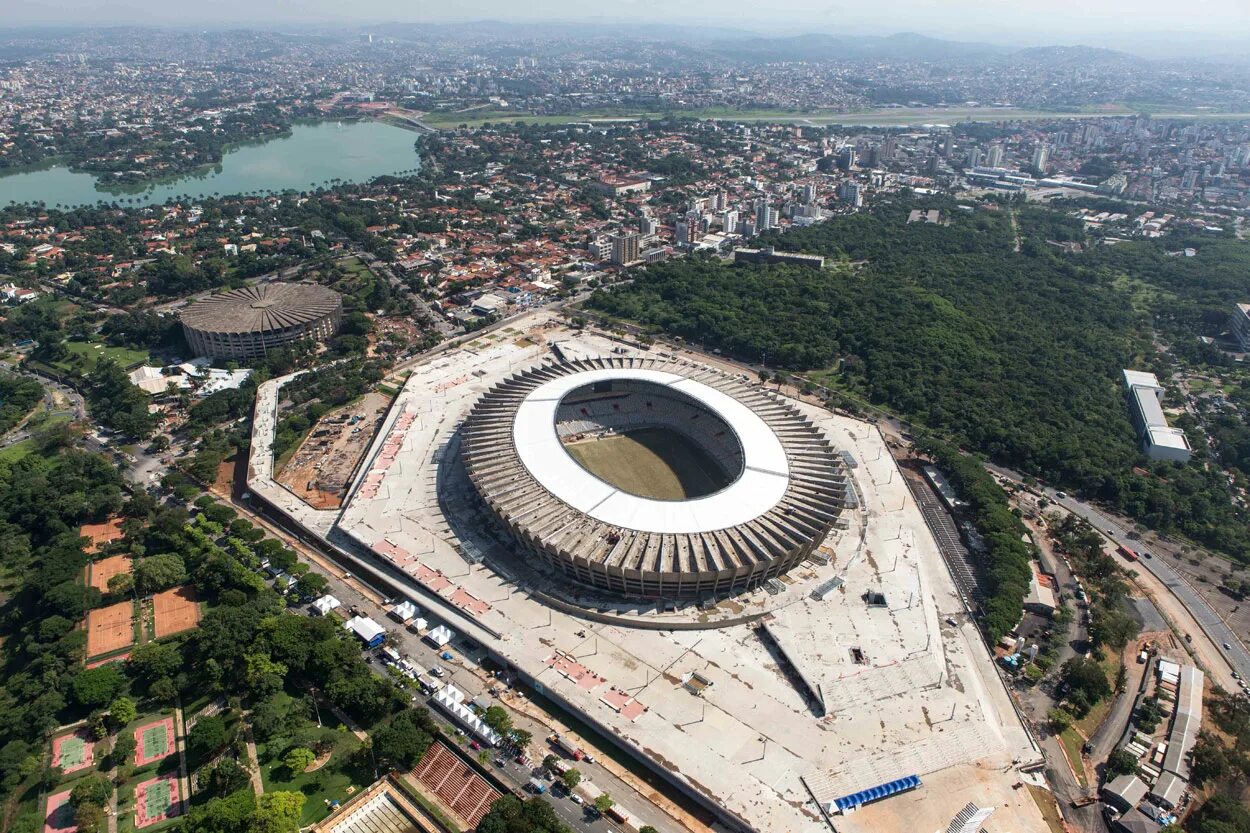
108, 696, 136, 729
1060, 657, 1111, 717
74, 802, 105, 833
135, 553, 187, 593
199, 758, 251, 798
107, 572, 134, 596
181, 789, 255, 833
111, 733, 136, 768
371, 709, 436, 771
562, 768, 581, 790
509, 729, 533, 751
1047, 707, 1073, 733
188, 716, 229, 762
482, 705, 512, 736
69, 775, 112, 808
149, 677, 178, 703
640, 827, 659, 833
248, 792, 305, 833
593, 793, 614, 813
283, 747, 315, 774
293, 572, 327, 600
128, 641, 181, 683
71, 666, 125, 708
542, 754, 558, 773
1105, 749, 1140, 778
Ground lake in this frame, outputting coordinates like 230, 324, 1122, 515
0, 120, 422, 209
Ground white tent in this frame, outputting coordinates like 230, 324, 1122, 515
431, 685, 502, 746
311, 595, 341, 616
425, 624, 454, 647
390, 600, 418, 622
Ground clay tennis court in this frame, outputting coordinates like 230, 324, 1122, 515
152, 586, 200, 638
87, 554, 131, 593
79, 517, 124, 554
133, 716, 175, 766
86, 600, 135, 657
134, 775, 181, 828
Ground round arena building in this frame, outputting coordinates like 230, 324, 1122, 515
180, 283, 343, 360
460, 357, 848, 599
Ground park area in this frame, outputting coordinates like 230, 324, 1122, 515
257, 698, 368, 826
85, 600, 136, 659
152, 586, 200, 639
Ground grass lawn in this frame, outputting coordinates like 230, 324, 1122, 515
0, 439, 36, 464
52, 340, 150, 373
258, 729, 367, 825
1059, 727, 1089, 789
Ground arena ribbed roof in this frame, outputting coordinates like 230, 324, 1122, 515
180, 283, 342, 335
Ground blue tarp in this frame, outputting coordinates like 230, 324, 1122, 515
832, 775, 922, 813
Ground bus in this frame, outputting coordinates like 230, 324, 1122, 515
1117, 545, 1139, 562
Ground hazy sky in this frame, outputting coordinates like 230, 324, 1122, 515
5, 0, 1250, 47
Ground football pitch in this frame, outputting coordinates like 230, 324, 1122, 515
564, 427, 730, 500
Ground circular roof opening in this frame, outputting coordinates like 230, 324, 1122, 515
556, 379, 744, 501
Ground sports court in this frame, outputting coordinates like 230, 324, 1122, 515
51, 730, 94, 774
134, 775, 181, 828
152, 586, 200, 638
563, 427, 729, 500
133, 716, 175, 766
79, 518, 125, 554
87, 554, 132, 593
43, 789, 76, 833
86, 600, 135, 658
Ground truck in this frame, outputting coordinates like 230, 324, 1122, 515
549, 733, 584, 761
1117, 545, 1139, 562
527, 778, 547, 795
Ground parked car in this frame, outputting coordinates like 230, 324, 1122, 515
570, 794, 584, 805
470, 741, 482, 751
430, 665, 445, 677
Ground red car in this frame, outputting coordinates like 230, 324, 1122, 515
470, 741, 482, 751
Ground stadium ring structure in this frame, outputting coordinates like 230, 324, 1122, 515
460, 356, 849, 599
180, 282, 343, 360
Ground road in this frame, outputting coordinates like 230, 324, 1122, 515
990, 467, 1250, 690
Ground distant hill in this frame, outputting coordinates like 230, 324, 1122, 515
704, 32, 1016, 62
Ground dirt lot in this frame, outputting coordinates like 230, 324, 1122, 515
276, 390, 392, 509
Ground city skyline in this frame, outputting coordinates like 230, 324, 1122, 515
3, 2, 1250, 53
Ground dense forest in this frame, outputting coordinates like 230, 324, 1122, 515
0, 372, 45, 434
588, 196, 1250, 563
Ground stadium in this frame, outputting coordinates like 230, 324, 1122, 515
180, 282, 342, 360
459, 356, 849, 599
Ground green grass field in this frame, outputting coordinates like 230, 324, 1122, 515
144, 779, 171, 817
563, 427, 730, 500
0, 439, 35, 464
52, 340, 150, 373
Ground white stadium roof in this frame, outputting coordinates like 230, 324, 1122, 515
512, 367, 790, 534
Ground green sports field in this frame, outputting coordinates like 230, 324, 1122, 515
144, 780, 170, 817
564, 427, 730, 500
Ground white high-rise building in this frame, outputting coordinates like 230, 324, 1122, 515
802, 183, 816, 204
755, 200, 774, 232
720, 210, 739, 232
1031, 143, 1050, 173
838, 181, 863, 208
985, 143, 1005, 168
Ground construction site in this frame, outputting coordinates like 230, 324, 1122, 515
275, 390, 392, 509
249, 311, 1051, 833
